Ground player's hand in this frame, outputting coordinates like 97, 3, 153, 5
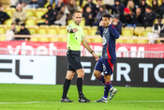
112, 18, 119, 26
99, 21, 103, 26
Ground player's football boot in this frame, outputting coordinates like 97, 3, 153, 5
96, 97, 108, 103
109, 87, 117, 100
61, 97, 73, 103
78, 96, 90, 103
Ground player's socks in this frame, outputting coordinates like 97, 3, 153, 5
98, 75, 105, 84
104, 82, 112, 98
77, 78, 83, 97
62, 79, 71, 98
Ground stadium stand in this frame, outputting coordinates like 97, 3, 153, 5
0, 0, 164, 43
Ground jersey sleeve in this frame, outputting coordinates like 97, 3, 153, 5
67, 24, 73, 32
109, 25, 120, 39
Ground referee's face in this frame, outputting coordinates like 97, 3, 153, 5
73, 12, 82, 25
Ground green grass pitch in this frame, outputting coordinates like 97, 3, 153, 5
0, 84, 164, 110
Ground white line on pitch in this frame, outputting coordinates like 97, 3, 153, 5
0, 101, 43, 104
0, 100, 164, 104
113, 100, 164, 103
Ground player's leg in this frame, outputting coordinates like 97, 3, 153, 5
94, 58, 105, 84
104, 75, 112, 99
96, 58, 117, 103
94, 58, 108, 103
61, 70, 75, 102
107, 59, 117, 100
76, 68, 90, 103
96, 75, 112, 103
94, 70, 105, 84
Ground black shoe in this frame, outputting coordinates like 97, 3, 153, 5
78, 96, 90, 103
61, 97, 73, 103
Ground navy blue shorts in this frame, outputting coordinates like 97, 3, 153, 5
95, 57, 115, 75
67, 50, 82, 72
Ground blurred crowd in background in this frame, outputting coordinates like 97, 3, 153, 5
0, 0, 164, 43
0, 0, 163, 26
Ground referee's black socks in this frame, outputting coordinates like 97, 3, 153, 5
77, 78, 83, 98
62, 79, 71, 98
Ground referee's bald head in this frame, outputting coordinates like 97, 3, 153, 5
73, 10, 82, 25
73, 10, 82, 16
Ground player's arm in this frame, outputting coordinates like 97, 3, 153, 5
82, 37, 99, 61
110, 18, 120, 39
98, 20, 104, 37
109, 25, 120, 39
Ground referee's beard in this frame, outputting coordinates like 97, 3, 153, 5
74, 20, 81, 25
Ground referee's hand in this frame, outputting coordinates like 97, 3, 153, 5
72, 28, 78, 33
92, 52, 99, 61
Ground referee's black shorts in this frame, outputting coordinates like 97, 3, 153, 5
66, 50, 82, 72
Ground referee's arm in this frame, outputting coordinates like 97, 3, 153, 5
82, 37, 99, 61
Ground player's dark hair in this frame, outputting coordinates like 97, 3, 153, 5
102, 14, 111, 19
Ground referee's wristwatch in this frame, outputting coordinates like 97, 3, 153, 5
90, 50, 94, 54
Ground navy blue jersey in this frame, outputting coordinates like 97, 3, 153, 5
98, 24, 120, 63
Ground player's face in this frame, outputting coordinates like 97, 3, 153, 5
101, 17, 110, 27
73, 12, 82, 25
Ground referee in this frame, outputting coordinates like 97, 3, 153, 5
61, 11, 99, 103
